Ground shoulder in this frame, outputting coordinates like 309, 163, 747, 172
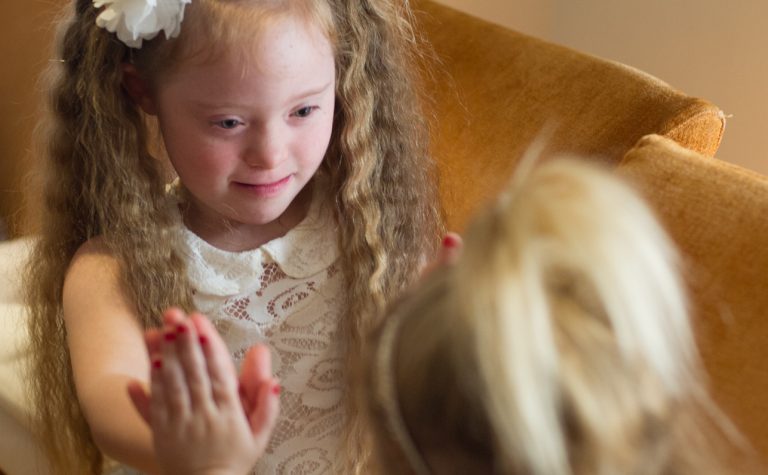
62, 237, 146, 368
66, 237, 121, 285
63, 237, 127, 321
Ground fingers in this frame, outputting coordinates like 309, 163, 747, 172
439, 232, 463, 265
149, 308, 273, 417
240, 345, 273, 405
127, 379, 151, 425
144, 328, 162, 356
420, 232, 464, 279
156, 322, 191, 420
189, 312, 240, 409
161, 306, 187, 332
144, 308, 281, 471
149, 308, 210, 429
240, 345, 279, 456
248, 378, 281, 453
149, 353, 170, 428
173, 318, 214, 412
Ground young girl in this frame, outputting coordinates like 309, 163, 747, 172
363, 158, 739, 474
24, 0, 443, 473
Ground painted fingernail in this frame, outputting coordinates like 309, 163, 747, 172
176, 324, 186, 334
199, 335, 208, 345
152, 358, 163, 369
442, 234, 458, 248
164, 331, 176, 342
272, 384, 281, 396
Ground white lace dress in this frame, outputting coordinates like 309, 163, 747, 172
181, 194, 345, 474
108, 191, 346, 474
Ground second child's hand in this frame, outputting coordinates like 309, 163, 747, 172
420, 232, 463, 279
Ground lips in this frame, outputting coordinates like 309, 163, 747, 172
233, 175, 292, 197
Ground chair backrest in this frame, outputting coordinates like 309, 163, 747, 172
418, 0, 726, 231
618, 134, 768, 467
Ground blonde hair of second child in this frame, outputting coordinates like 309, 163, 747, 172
362, 159, 742, 474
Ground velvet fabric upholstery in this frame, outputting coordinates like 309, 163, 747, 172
618, 134, 768, 468
417, 1, 725, 231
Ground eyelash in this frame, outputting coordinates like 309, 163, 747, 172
212, 106, 319, 129
215, 118, 243, 130
292, 106, 319, 118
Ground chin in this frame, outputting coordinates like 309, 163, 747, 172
243, 207, 292, 226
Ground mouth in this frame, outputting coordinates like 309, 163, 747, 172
234, 175, 292, 196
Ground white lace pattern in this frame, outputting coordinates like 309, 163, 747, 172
178, 188, 345, 474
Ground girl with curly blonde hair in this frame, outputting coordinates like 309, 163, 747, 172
25, 0, 442, 473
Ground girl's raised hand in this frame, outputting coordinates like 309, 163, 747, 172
127, 308, 280, 475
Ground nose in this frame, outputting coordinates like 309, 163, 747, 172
243, 124, 285, 169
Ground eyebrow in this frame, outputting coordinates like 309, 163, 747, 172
289, 81, 334, 102
189, 81, 334, 111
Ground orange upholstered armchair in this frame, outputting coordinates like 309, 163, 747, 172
415, 1, 725, 232
618, 135, 768, 470
420, 1, 766, 469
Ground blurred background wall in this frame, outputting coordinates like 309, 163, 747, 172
435, 0, 768, 175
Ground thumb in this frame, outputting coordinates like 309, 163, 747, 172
126, 379, 151, 425
240, 344, 273, 404
248, 379, 281, 454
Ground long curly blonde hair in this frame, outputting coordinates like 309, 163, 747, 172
25, 0, 442, 473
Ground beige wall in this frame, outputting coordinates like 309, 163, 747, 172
433, 0, 768, 175
433, 0, 553, 39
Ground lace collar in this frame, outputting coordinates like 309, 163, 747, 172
175, 179, 340, 297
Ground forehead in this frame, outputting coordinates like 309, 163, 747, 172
203, 12, 331, 63
157, 16, 335, 99
143, 0, 337, 83
185, 0, 336, 45
247, 16, 335, 78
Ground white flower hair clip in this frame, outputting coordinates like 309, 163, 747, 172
93, 0, 192, 49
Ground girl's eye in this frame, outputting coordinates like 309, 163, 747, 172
293, 106, 317, 118
216, 119, 243, 129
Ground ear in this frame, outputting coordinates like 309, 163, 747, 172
122, 63, 158, 115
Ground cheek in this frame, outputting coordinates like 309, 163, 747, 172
169, 142, 234, 182
160, 119, 204, 165
303, 113, 335, 161
289, 123, 333, 171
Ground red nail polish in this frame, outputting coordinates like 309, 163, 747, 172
152, 358, 162, 369
442, 235, 458, 248
176, 324, 186, 334
164, 332, 176, 342
272, 384, 281, 396
199, 335, 208, 345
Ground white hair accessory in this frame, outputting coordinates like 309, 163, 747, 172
93, 0, 192, 49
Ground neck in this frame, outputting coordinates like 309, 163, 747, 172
182, 184, 314, 252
